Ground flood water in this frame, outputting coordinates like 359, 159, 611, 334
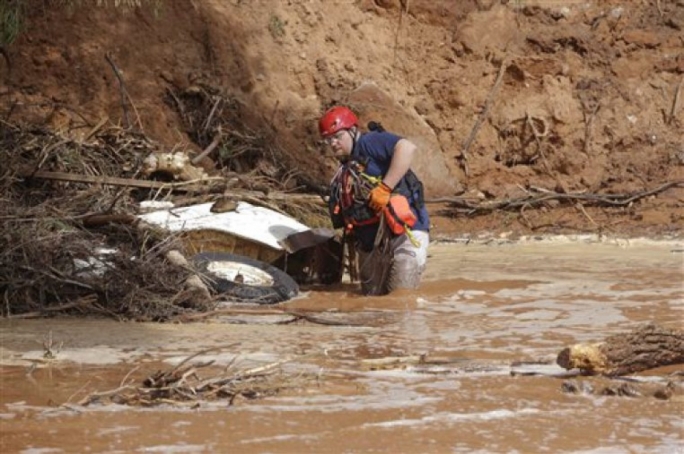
1, 238, 682, 453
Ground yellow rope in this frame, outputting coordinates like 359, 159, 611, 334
404, 226, 421, 247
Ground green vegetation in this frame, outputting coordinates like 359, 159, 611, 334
268, 14, 286, 39
0, 0, 164, 47
0, 1, 23, 47
59, 0, 162, 8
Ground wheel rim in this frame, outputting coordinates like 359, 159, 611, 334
206, 260, 275, 286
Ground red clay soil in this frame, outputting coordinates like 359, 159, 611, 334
2, 0, 682, 239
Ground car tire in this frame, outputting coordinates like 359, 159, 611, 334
191, 252, 299, 304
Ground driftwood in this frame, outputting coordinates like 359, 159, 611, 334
19, 170, 326, 211
5, 295, 100, 319
19, 169, 220, 190
71, 346, 310, 408
191, 132, 222, 165
165, 250, 212, 302
142, 151, 209, 181
439, 180, 683, 214
557, 323, 684, 376
360, 354, 477, 371
173, 307, 397, 327
561, 377, 683, 400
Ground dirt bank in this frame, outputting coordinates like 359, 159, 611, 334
1, 0, 682, 237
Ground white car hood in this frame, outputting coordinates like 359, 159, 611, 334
137, 202, 310, 251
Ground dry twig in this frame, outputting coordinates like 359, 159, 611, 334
105, 53, 142, 130
461, 58, 509, 176
668, 77, 683, 125
75, 348, 310, 408
444, 181, 683, 215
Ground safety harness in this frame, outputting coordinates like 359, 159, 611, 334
329, 160, 423, 246
329, 161, 378, 231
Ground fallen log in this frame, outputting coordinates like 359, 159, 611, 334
19, 169, 220, 190
556, 323, 684, 376
19, 170, 326, 205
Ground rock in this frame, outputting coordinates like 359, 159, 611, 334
455, 5, 518, 57
346, 82, 463, 198
561, 379, 595, 394
621, 30, 662, 48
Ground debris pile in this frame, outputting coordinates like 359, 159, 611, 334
0, 122, 209, 319
0, 86, 328, 319
75, 348, 310, 408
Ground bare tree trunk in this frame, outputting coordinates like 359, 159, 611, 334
556, 323, 684, 376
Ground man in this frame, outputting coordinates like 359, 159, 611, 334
319, 105, 429, 295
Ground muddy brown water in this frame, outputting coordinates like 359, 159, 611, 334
1, 239, 683, 453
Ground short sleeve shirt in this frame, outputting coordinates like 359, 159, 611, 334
350, 131, 430, 250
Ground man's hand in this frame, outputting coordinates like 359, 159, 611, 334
368, 182, 392, 212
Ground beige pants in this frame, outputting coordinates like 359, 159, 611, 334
357, 230, 429, 296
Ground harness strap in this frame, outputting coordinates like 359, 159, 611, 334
404, 227, 421, 247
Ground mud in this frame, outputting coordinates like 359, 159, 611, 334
1, 239, 682, 453
2, 3, 683, 451
2, 1, 683, 235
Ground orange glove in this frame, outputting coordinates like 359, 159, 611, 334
368, 182, 392, 212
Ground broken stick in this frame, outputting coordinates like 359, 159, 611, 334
461, 58, 509, 177
668, 76, 683, 125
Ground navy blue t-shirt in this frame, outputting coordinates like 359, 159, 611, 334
350, 131, 429, 251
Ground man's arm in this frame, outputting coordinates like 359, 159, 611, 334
382, 138, 416, 189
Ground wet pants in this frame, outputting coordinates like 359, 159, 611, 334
358, 229, 429, 296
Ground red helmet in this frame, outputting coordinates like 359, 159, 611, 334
318, 106, 358, 137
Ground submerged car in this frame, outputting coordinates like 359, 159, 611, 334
137, 201, 343, 304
